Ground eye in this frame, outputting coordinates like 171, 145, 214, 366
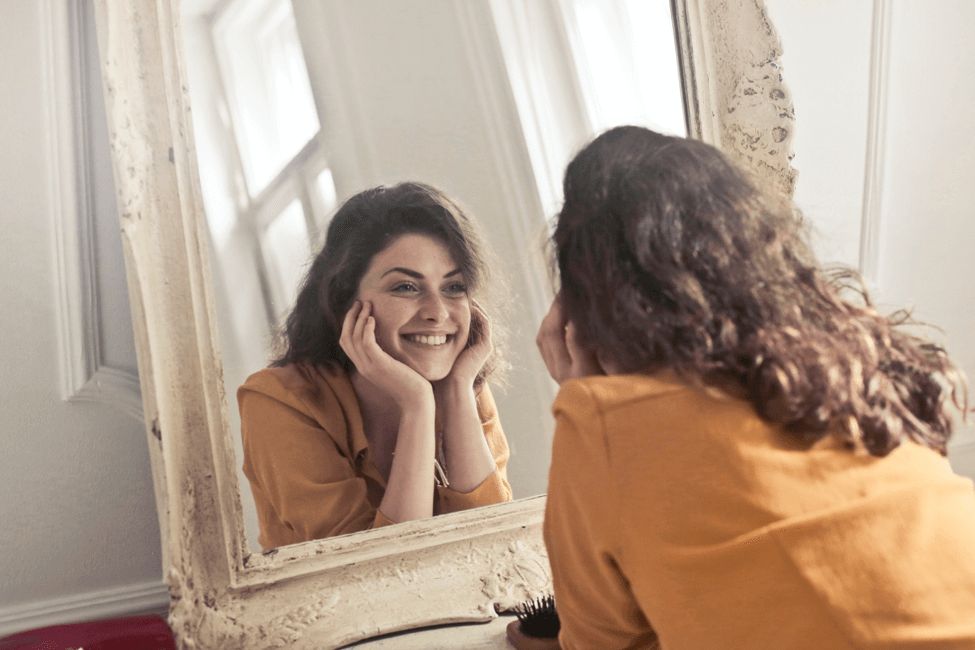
391, 281, 420, 294
443, 281, 468, 296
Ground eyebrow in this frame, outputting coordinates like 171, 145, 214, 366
380, 267, 463, 280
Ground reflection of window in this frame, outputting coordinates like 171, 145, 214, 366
261, 199, 312, 312
185, 0, 338, 327
213, 0, 320, 195
560, 0, 686, 137
492, 0, 686, 217
313, 168, 338, 222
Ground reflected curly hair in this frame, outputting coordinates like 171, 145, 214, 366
273, 181, 505, 388
555, 126, 967, 456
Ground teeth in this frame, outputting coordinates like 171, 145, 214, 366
407, 334, 448, 346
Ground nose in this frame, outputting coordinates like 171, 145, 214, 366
419, 292, 449, 323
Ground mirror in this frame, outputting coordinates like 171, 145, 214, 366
178, 0, 688, 551
93, 0, 795, 645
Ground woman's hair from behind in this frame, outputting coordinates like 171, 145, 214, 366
555, 125, 968, 456
273, 181, 504, 387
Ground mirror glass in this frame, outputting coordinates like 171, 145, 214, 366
179, 0, 686, 552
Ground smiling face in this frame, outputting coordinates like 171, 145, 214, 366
355, 233, 471, 381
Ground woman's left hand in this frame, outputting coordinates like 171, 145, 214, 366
536, 295, 604, 385
439, 300, 492, 389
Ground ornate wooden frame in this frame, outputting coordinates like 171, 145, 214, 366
92, 0, 795, 647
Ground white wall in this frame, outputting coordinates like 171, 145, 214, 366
878, 1, 975, 460
0, 1, 164, 636
766, 0, 975, 474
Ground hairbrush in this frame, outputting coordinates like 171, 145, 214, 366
505, 594, 560, 649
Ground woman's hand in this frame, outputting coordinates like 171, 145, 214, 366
438, 300, 492, 390
432, 300, 497, 493
340, 301, 432, 406
536, 296, 604, 385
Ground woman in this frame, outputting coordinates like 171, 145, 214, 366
536, 126, 975, 648
239, 182, 512, 550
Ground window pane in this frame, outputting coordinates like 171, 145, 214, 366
214, 0, 320, 194
314, 168, 338, 215
568, 0, 686, 137
312, 167, 338, 239
261, 199, 312, 320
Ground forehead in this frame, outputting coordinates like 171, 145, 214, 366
364, 233, 459, 278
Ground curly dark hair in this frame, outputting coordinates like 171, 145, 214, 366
554, 125, 968, 456
273, 182, 504, 387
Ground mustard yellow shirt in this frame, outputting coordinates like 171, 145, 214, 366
544, 372, 975, 649
239, 363, 512, 550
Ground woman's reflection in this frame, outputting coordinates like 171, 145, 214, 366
238, 182, 512, 550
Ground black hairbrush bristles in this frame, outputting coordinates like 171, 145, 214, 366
515, 594, 560, 639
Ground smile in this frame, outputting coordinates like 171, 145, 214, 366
404, 334, 451, 346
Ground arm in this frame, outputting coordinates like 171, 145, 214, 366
536, 299, 655, 647
435, 305, 512, 504
543, 382, 659, 649
341, 301, 437, 524
436, 383, 513, 513
435, 377, 496, 492
377, 385, 436, 523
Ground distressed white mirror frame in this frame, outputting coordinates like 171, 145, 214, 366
93, 0, 795, 647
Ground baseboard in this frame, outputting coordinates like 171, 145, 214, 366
0, 580, 169, 637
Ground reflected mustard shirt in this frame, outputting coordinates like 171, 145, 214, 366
239, 362, 512, 550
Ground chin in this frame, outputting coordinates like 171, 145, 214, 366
411, 364, 453, 383
392, 344, 462, 383
405, 354, 461, 382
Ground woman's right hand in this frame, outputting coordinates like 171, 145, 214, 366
536, 295, 604, 385
340, 301, 433, 406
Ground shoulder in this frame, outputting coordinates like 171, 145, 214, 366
237, 363, 360, 454
552, 371, 761, 461
553, 371, 691, 423
238, 363, 355, 418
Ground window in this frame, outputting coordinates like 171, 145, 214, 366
491, 0, 686, 217
184, 0, 338, 327
560, 0, 686, 138
213, 0, 320, 195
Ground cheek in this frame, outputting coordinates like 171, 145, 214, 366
367, 300, 405, 348
369, 313, 396, 348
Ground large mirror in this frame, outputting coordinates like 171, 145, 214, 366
178, 0, 687, 552
93, 0, 795, 646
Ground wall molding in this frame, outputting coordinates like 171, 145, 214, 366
0, 580, 169, 637
858, 0, 891, 289
43, 0, 142, 422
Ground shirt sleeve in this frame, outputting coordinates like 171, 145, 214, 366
437, 383, 513, 513
543, 381, 659, 650
239, 382, 390, 549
